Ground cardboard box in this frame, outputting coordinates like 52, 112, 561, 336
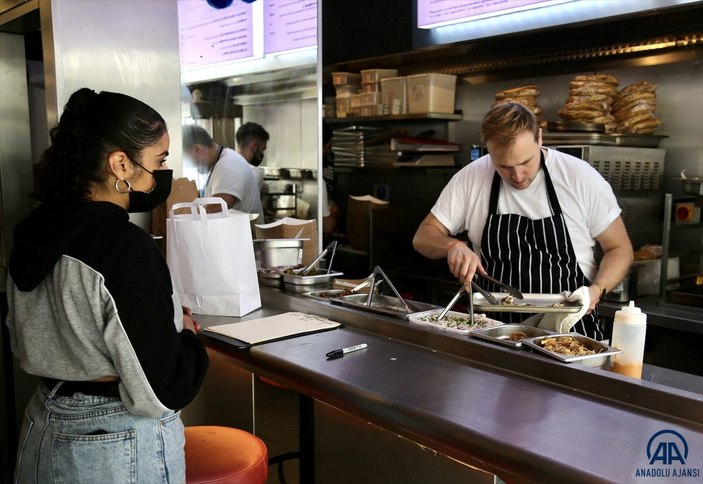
346, 195, 389, 252
406, 73, 457, 114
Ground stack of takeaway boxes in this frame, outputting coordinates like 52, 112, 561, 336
331, 69, 457, 117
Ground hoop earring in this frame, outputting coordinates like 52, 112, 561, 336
115, 179, 132, 193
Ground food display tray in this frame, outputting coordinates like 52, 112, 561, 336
407, 309, 502, 334
469, 325, 555, 348
282, 271, 344, 286
283, 271, 344, 294
330, 294, 438, 319
522, 334, 621, 366
302, 289, 352, 301
472, 292, 582, 314
258, 271, 283, 288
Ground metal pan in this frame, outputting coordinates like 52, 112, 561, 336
522, 334, 621, 366
473, 292, 582, 314
302, 289, 352, 301
330, 294, 438, 319
408, 309, 502, 334
469, 325, 555, 348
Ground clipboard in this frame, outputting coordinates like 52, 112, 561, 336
203, 312, 341, 348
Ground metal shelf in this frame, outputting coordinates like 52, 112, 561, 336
324, 112, 463, 124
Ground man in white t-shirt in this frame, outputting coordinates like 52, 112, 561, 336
182, 123, 266, 224
412, 102, 633, 339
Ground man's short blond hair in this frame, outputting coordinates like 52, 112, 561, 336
480, 102, 540, 147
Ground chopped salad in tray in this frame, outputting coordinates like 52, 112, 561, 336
408, 309, 503, 334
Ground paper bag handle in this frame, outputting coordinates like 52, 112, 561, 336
193, 197, 229, 217
168, 201, 210, 250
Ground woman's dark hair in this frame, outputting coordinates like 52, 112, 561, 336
33, 88, 167, 202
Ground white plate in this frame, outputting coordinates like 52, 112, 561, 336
407, 309, 503, 334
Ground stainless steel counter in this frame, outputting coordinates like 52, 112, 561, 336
197, 288, 703, 483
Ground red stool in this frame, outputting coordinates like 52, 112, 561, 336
185, 426, 268, 484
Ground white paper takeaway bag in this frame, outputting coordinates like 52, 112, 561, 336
167, 197, 261, 316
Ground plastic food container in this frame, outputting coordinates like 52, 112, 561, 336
359, 91, 382, 105
332, 72, 361, 85
360, 104, 384, 116
361, 68, 398, 83
381, 76, 407, 115
406, 73, 457, 114
335, 85, 360, 98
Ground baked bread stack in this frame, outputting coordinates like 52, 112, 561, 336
558, 74, 620, 132
494, 85, 543, 118
612, 81, 660, 134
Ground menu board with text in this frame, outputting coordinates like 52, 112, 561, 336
178, 0, 254, 69
418, 0, 567, 28
264, 0, 317, 55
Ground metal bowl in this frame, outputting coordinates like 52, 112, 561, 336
680, 177, 703, 196
255, 239, 303, 267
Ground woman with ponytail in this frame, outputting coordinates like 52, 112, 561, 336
6, 88, 208, 483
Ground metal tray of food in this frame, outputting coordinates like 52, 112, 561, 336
472, 293, 582, 313
469, 324, 555, 348
522, 334, 621, 366
407, 309, 502, 334
302, 289, 353, 301
282, 271, 344, 286
330, 294, 438, 319
283, 271, 344, 294
257, 271, 283, 288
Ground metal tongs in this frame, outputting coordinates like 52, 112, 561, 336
358, 266, 412, 313
300, 241, 338, 276
477, 273, 524, 300
437, 281, 495, 321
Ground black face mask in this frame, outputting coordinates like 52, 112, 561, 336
128, 169, 173, 213
250, 149, 264, 167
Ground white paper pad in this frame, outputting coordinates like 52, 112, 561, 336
204, 312, 341, 346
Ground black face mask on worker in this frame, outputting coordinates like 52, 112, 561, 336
250, 146, 264, 167
128, 168, 173, 213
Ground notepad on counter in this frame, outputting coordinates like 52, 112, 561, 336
204, 312, 341, 347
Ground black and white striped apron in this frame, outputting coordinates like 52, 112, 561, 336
479, 152, 602, 339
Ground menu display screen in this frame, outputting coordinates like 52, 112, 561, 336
178, 0, 254, 69
264, 0, 317, 54
417, 0, 566, 28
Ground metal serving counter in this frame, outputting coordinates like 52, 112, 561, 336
197, 288, 703, 483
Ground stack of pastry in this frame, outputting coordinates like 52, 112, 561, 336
612, 81, 660, 134
494, 85, 543, 118
558, 74, 620, 132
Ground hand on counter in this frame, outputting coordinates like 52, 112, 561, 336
182, 306, 201, 334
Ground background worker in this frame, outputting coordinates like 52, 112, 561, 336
182, 123, 267, 223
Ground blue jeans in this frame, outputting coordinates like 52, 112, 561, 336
14, 382, 185, 483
